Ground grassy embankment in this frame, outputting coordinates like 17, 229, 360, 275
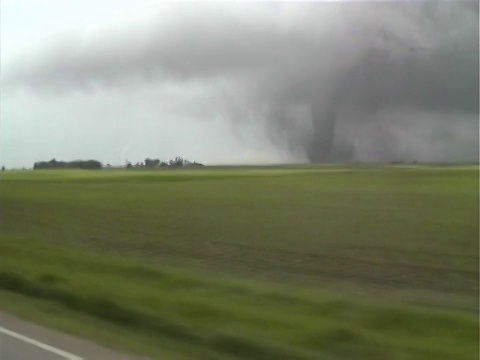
0, 166, 478, 359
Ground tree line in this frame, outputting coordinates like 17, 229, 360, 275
32, 157, 204, 170
126, 157, 204, 168
33, 159, 102, 170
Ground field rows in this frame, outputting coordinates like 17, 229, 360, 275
0, 166, 478, 358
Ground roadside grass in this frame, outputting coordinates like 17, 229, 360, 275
0, 291, 219, 360
0, 236, 478, 360
0, 165, 478, 358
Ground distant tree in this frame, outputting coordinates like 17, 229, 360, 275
126, 161, 133, 169
169, 156, 184, 167
33, 161, 47, 170
1, 166, 5, 171
145, 158, 160, 168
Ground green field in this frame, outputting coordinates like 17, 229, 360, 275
0, 166, 478, 359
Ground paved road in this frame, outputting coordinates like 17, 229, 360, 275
0, 312, 149, 360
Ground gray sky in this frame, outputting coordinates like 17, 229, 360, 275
1, 1, 478, 167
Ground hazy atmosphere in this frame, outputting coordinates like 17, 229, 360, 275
1, 0, 478, 168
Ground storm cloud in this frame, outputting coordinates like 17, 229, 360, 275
2, 1, 478, 165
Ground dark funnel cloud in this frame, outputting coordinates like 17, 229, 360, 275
3, 2, 478, 163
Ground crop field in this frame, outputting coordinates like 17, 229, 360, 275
0, 165, 478, 359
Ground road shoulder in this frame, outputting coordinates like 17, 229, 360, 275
0, 311, 150, 360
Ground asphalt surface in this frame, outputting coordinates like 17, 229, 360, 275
0, 332, 70, 360
0, 312, 149, 360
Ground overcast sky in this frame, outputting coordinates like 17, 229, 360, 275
1, 0, 478, 168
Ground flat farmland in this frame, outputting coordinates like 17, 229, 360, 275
0, 166, 478, 359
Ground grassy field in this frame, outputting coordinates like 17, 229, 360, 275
0, 166, 478, 359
